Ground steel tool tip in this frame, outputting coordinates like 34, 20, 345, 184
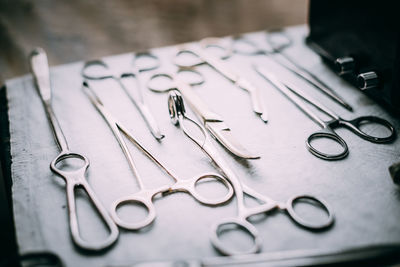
343, 103, 353, 112
260, 112, 268, 123
247, 154, 261, 160
154, 133, 165, 140
30, 47, 45, 56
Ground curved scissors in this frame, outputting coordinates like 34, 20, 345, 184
147, 68, 259, 159
233, 30, 354, 111
174, 37, 268, 123
255, 65, 396, 160
82, 81, 233, 230
30, 48, 119, 251
82, 52, 164, 140
168, 91, 334, 256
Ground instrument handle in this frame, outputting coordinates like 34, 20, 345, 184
51, 152, 119, 250
306, 127, 349, 160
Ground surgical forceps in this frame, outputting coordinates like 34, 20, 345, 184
255, 65, 396, 160
233, 30, 354, 111
168, 91, 334, 256
147, 68, 259, 159
29, 48, 119, 251
174, 37, 269, 122
82, 52, 164, 139
82, 82, 233, 230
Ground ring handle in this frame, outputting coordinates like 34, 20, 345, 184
199, 37, 232, 60
81, 60, 114, 80
65, 178, 119, 250
134, 52, 161, 72
109, 195, 156, 230
189, 173, 234, 206
51, 152, 119, 251
210, 218, 261, 256
286, 195, 334, 230
177, 68, 205, 86
147, 73, 176, 93
306, 129, 349, 160
174, 49, 205, 68
232, 36, 261, 56
341, 116, 396, 143
50, 152, 90, 179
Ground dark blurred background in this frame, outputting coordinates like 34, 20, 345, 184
0, 0, 308, 82
0, 0, 307, 265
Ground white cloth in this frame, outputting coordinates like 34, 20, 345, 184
6, 25, 400, 266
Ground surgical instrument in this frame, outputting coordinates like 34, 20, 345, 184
148, 68, 259, 159
82, 81, 233, 230
82, 52, 164, 139
29, 48, 119, 251
174, 37, 269, 122
233, 30, 354, 111
168, 90, 334, 256
255, 65, 396, 160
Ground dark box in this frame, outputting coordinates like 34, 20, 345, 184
306, 0, 400, 115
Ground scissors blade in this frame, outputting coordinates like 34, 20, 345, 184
236, 78, 268, 122
194, 48, 268, 122
205, 121, 260, 159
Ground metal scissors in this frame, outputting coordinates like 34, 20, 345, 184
255, 65, 396, 160
174, 37, 269, 123
168, 91, 334, 256
82, 81, 234, 230
29, 48, 119, 251
81, 52, 164, 139
233, 30, 354, 111
147, 68, 260, 159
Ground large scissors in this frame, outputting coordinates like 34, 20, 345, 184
233, 30, 354, 111
82, 81, 234, 230
168, 91, 334, 256
174, 37, 269, 123
147, 68, 260, 159
255, 65, 396, 160
82, 52, 164, 140
29, 48, 119, 251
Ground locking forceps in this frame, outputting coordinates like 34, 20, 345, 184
169, 91, 334, 256
148, 68, 260, 160
82, 52, 164, 139
255, 65, 396, 160
233, 30, 353, 111
174, 37, 268, 122
30, 48, 119, 251
82, 82, 233, 230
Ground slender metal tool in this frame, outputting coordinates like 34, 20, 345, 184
29, 48, 119, 251
168, 91, 334, 256
147, 68, 260, 159
233, 30, 354, 111
255, 65, 396, 160
83, 81, 233, 230
174, 37, 268, 122
82, 52, 164, 140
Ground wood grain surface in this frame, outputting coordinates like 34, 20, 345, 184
0, 0, 307, 82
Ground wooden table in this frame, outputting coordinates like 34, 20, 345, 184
0, 0, 307, 82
